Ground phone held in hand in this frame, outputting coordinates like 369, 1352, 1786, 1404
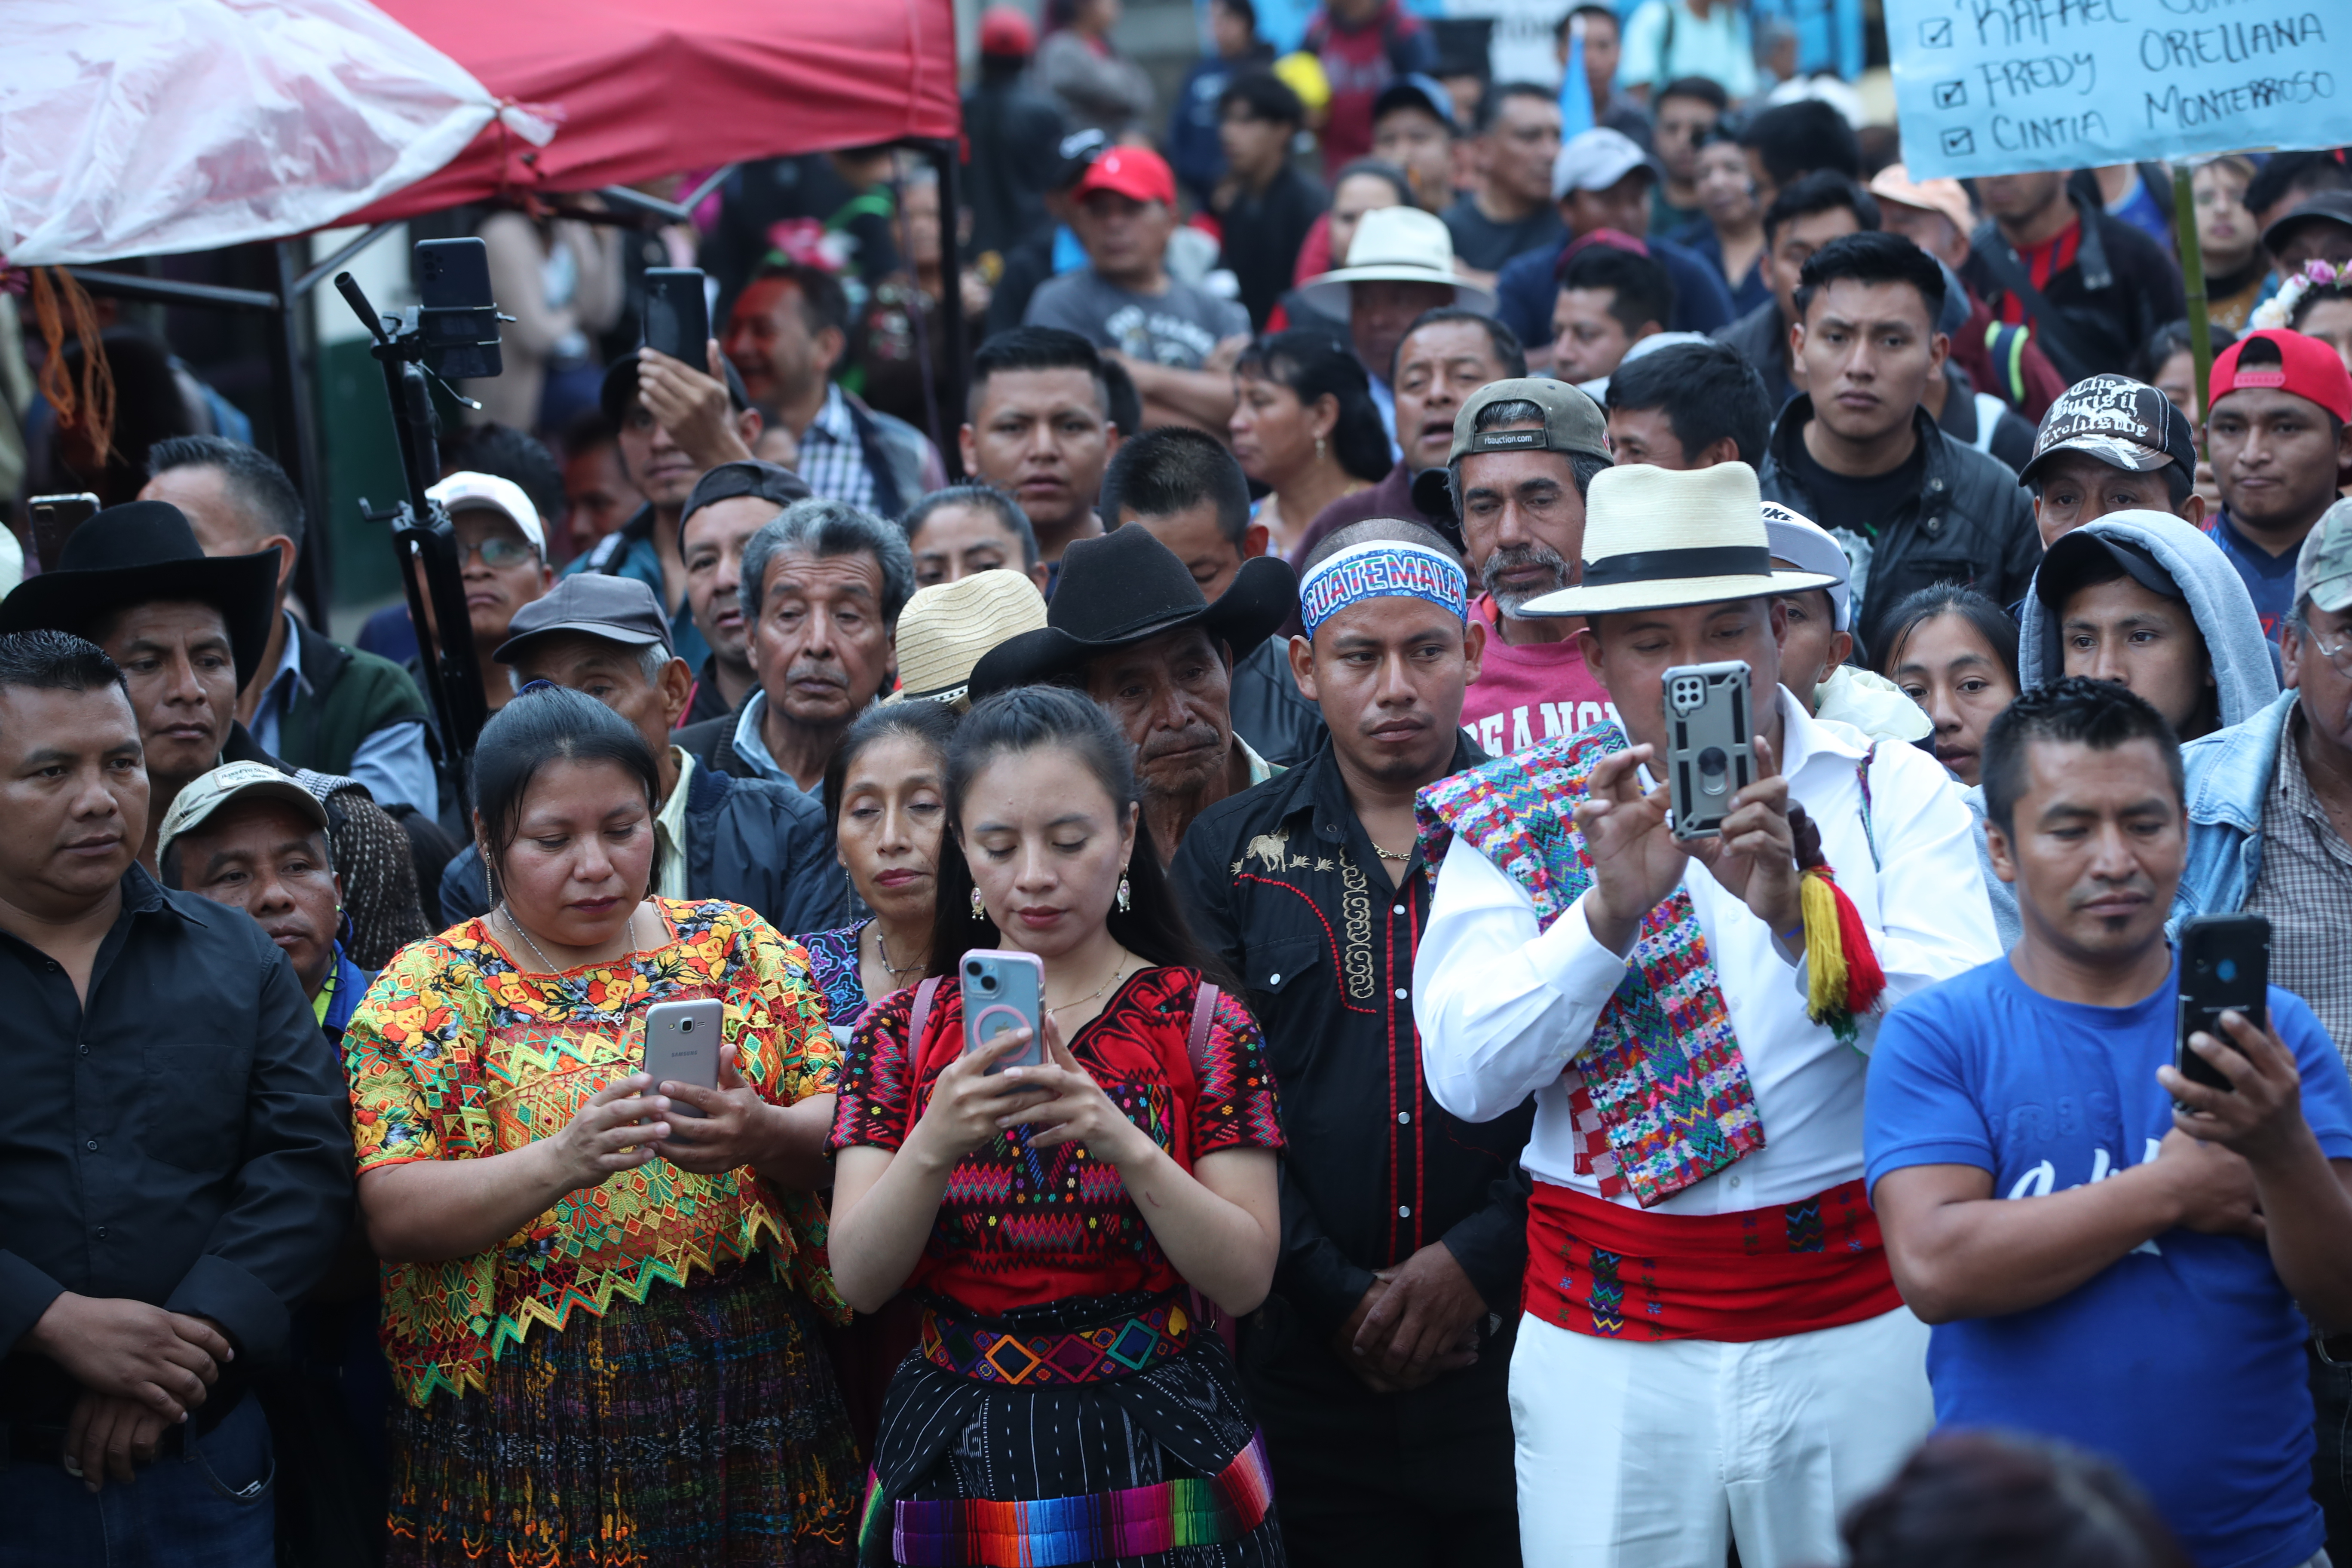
643, 268, 710, 366
643, 998, 725, 1117
1663, 661, 1754, 841
960, 949, 1045, 1072
27, 493, 99, 573
2176, 914, 2269, 1093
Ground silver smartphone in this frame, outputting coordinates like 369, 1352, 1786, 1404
642, 998, 724, 1116
1663, 661, 1755, 841
960, 949, 1045, 1072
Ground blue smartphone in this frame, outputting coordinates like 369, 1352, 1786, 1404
960, 949, 1044, 1072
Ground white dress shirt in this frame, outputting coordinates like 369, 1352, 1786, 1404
1413, 691, 1997, 1215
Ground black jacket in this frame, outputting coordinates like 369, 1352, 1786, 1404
1169, 735, 1532, 1337
1713, 298, 1794, 409
1962, 195, 2186, 383
1229, 637, 1328, 769
439, 755, 849, 935
1758, 396, 2040, 661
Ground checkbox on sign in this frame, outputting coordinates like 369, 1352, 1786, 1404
1941, 127, 1975, 157
1934, 80, 1966, 108
1920, 18, 1953, 46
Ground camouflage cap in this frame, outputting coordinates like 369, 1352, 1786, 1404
2294, 497, 2352, 618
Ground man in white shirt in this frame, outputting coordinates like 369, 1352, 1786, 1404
1411, 460, 1997, 1568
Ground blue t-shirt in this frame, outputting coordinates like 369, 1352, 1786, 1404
1865, 954, 2352, 1568
2205, 510, 2300, 647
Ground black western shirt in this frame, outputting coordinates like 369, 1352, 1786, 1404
1172, 736, 1534, 1334
0, 867, 354, 1424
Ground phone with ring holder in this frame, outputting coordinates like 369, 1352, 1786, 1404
960, 949, 1045, 1072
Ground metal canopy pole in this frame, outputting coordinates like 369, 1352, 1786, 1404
925, 137, 968, 481
270, 239, 332, 627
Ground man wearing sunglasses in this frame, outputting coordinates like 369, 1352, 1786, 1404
421, 472, 557, 729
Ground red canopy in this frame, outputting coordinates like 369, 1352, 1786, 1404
348, 0, 960, 222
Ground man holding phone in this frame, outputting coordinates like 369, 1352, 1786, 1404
1413, 460, 1996, 1567
1868, 676, 2352, 1568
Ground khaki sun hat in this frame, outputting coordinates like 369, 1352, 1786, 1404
886, 571, 1050, 708
1520, 462, 1838, 617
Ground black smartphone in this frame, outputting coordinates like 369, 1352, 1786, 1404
2176, 913, 2269, 1092
28, 492, 99, 573
643, 268, 710, 368
415, 236, 502, 380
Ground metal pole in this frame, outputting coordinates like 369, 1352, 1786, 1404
928, 137, 968, 481
270, 239, 333, 628
2173, 164, 2214, 431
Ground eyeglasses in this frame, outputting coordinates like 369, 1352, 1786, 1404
2304, 622, 2352, 678
460, 536, 539, 569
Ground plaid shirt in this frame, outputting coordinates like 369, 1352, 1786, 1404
2244, 710, 2352, 1065
794, 383, 878, 512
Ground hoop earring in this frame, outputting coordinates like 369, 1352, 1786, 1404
971, 887, 986, 919
1116, 870, 1131, 913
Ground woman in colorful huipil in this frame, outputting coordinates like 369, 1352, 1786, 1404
799, 701, 959, 1031
340, 686, 859, 1565
828, 687, 1288, 1566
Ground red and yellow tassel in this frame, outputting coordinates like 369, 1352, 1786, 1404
1798, 862, 1885, 1046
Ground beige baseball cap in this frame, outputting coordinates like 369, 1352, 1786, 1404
157, 761, 328, 868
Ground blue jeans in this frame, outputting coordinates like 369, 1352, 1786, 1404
0, 1390, 274, 1567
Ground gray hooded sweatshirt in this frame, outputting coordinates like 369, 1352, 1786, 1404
1974, 509, 2280, 946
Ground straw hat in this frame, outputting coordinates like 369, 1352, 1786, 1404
886, 571, 1049, 708
1520, 462, 1838, 617
1294, 206, 1495, 318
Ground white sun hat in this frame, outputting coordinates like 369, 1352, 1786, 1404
1294, 206, 1496, 318
1521, 462, 1838, 617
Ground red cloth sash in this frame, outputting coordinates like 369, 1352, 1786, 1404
1523, 1176, 1900, 1343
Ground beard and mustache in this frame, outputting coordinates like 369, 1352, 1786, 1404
1481, 540, 1572, 618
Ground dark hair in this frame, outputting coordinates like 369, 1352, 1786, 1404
1331, 157, 1416, 208
822, 699, 962, 849
1655, 76, 1730, 113
2133, 319, 2239, 387
927, 687, 1216, 980
1874, 582, 2022, 689
441, 422, 565, 524
469, 685, 662, 903
1099, 355, 1142, 438
1740, 100, 1862, 187
1981, 676, 2183, 835
1483, 81, 1559, 133
146, 435, 304, 552
1233, 331, 1393, 484
1604, 339, 1773, 467
1396, 306, 1528, 382
1102, 427, 1253, 545
1303, 516, 1461, 573
970, 326, 1112, 420
1844, 1430, 2193, 1568
1795, 230, 1945, 326
742, 499, 918, 625
1764, 169, 1881, 245
1218, 69, 1305, 129
2291, 275, 2352, 329
2246, 149, 2352, 220
1464, 397, 1612, 496
1558, 245, 1675, 337
0, 630, 129, 713
747, 258, 852, 340
903, 485, 1040, 569
1554, 5, 1618, 46
1213, 0, 1256, 27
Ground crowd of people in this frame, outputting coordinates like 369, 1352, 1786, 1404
12, 3, 2352, 1567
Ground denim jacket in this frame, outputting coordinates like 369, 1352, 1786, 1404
2174, 689, 2297, 932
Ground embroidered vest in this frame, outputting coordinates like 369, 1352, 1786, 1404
1416, 723, 1764, 1207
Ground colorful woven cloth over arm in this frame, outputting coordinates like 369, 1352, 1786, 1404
1415, 725, 1766, 1206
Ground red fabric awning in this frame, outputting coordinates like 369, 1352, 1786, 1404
346, 0, 960, 222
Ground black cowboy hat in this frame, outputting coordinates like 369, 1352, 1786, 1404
0, 501, 281, 687
967, 524, 1297, 701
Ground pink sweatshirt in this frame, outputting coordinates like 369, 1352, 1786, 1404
1460, 595, 1620, 757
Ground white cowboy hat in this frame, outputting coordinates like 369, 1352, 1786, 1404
1294, 206, 1496, 318
1521, 462, 1838, 617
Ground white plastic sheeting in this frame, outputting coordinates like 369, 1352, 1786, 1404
2, 0, 553, 266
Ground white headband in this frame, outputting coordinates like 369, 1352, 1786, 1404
1298, 541, 1469, 637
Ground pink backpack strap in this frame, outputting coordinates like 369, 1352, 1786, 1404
1186, 982, 1220, 1082
908, 976, 943, 1060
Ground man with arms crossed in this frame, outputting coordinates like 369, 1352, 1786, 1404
1415, 461, 1996, 1566
1868, 676, 2352, 1568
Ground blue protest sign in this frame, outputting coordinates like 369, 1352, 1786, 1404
1886, 0, 2352, 180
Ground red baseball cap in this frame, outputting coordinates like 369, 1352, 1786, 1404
2210, 328, 2352, 423
978, 6, 1035, 57
1071, 146, 1177, 208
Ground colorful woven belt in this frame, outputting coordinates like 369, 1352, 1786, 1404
919, 1296, 1191, 1387
875, 1430, 1274, 1566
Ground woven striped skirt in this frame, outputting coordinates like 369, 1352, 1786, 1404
858, 1291, 1285, 1568
385, 1260, 861, 1568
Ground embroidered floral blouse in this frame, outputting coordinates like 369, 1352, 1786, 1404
342, 897, 845, 1404
827, 965, 1284, 1317
796, 919, 872, 1032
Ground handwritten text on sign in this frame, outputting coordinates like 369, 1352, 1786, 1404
1887, 0, 2352, 181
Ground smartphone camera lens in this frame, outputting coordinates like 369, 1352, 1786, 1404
679, 1018, 694, 1033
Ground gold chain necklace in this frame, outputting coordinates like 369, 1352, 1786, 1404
1045, 950, 1134, 1019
